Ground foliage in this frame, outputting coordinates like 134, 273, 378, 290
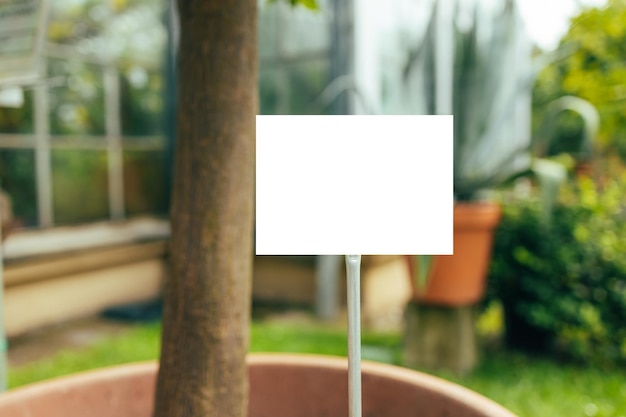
259, 60, 330, 115
488, 168, 626, 366
51, 150, 110, 225
0, 91, 34, 134
120, 69, 165, 136
396, 0, 535, 200
48, 0, 166, 66
533, 0, 626, 158
0, 150, 38, 227
48, 59, 106, 136
270, 0, 319, 10
123, 151, 169, 217
399, 0, 593, 290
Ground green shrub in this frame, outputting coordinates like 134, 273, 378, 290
488, 173, 626, 366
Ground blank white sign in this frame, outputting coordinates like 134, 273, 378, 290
256, 115, 453, 255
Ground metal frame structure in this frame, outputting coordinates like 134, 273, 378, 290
0, 45, 167, 228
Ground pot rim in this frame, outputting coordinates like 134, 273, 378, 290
0, 353, 517, 417
250, 353, 516, 417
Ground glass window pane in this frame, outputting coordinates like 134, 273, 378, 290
52, 150, 109, 225
48, 0, 103, 46
280, 8, 330, 58
0, 89, 35, 134
259, 59, 331, 115
288, 59, 330, 115
123, 150, 169, 216
259, 69, 284, 115
0, 149, 38, 227
120, 68, 164, 136
48, 0, 166, 66
48, 59, 106, 136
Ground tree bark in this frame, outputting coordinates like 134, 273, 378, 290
153, 0, 257, 416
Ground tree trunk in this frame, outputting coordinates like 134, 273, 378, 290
153, 0, 257, 416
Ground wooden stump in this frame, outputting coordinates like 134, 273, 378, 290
403, 301, 477, 375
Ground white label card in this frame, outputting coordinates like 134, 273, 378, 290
256, 115, 453, 255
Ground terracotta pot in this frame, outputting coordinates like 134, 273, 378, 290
0, 354, 515, 417
407, 202, 501, 306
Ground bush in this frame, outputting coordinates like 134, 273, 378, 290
488, 172, 626, 366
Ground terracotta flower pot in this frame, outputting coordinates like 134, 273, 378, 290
407, 202, 501, 306
0, 354, 516, 417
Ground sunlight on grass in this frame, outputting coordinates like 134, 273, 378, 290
476, 302, 504, 338
8, 323, 161, 388
438, 352, 626, 417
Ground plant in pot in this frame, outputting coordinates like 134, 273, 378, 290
491, 96, 616, 363
391, 0, 568, 374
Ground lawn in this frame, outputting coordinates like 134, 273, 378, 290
8, 319, 626, 417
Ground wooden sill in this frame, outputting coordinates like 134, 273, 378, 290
3, 217, 170, 288
4, 240, 168, 288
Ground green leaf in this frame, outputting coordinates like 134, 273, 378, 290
531, 158, 568, 225
297, 0, 319, 10
268, 0, 319, 10
413, 255, 433, 291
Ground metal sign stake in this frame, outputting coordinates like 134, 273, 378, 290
345, 254, 362, 417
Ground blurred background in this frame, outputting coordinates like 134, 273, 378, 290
0, 0, 625, 416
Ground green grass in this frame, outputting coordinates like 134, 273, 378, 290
8, 320, 626, 417
8, 323, 161, 388
437, 352, 626, 417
